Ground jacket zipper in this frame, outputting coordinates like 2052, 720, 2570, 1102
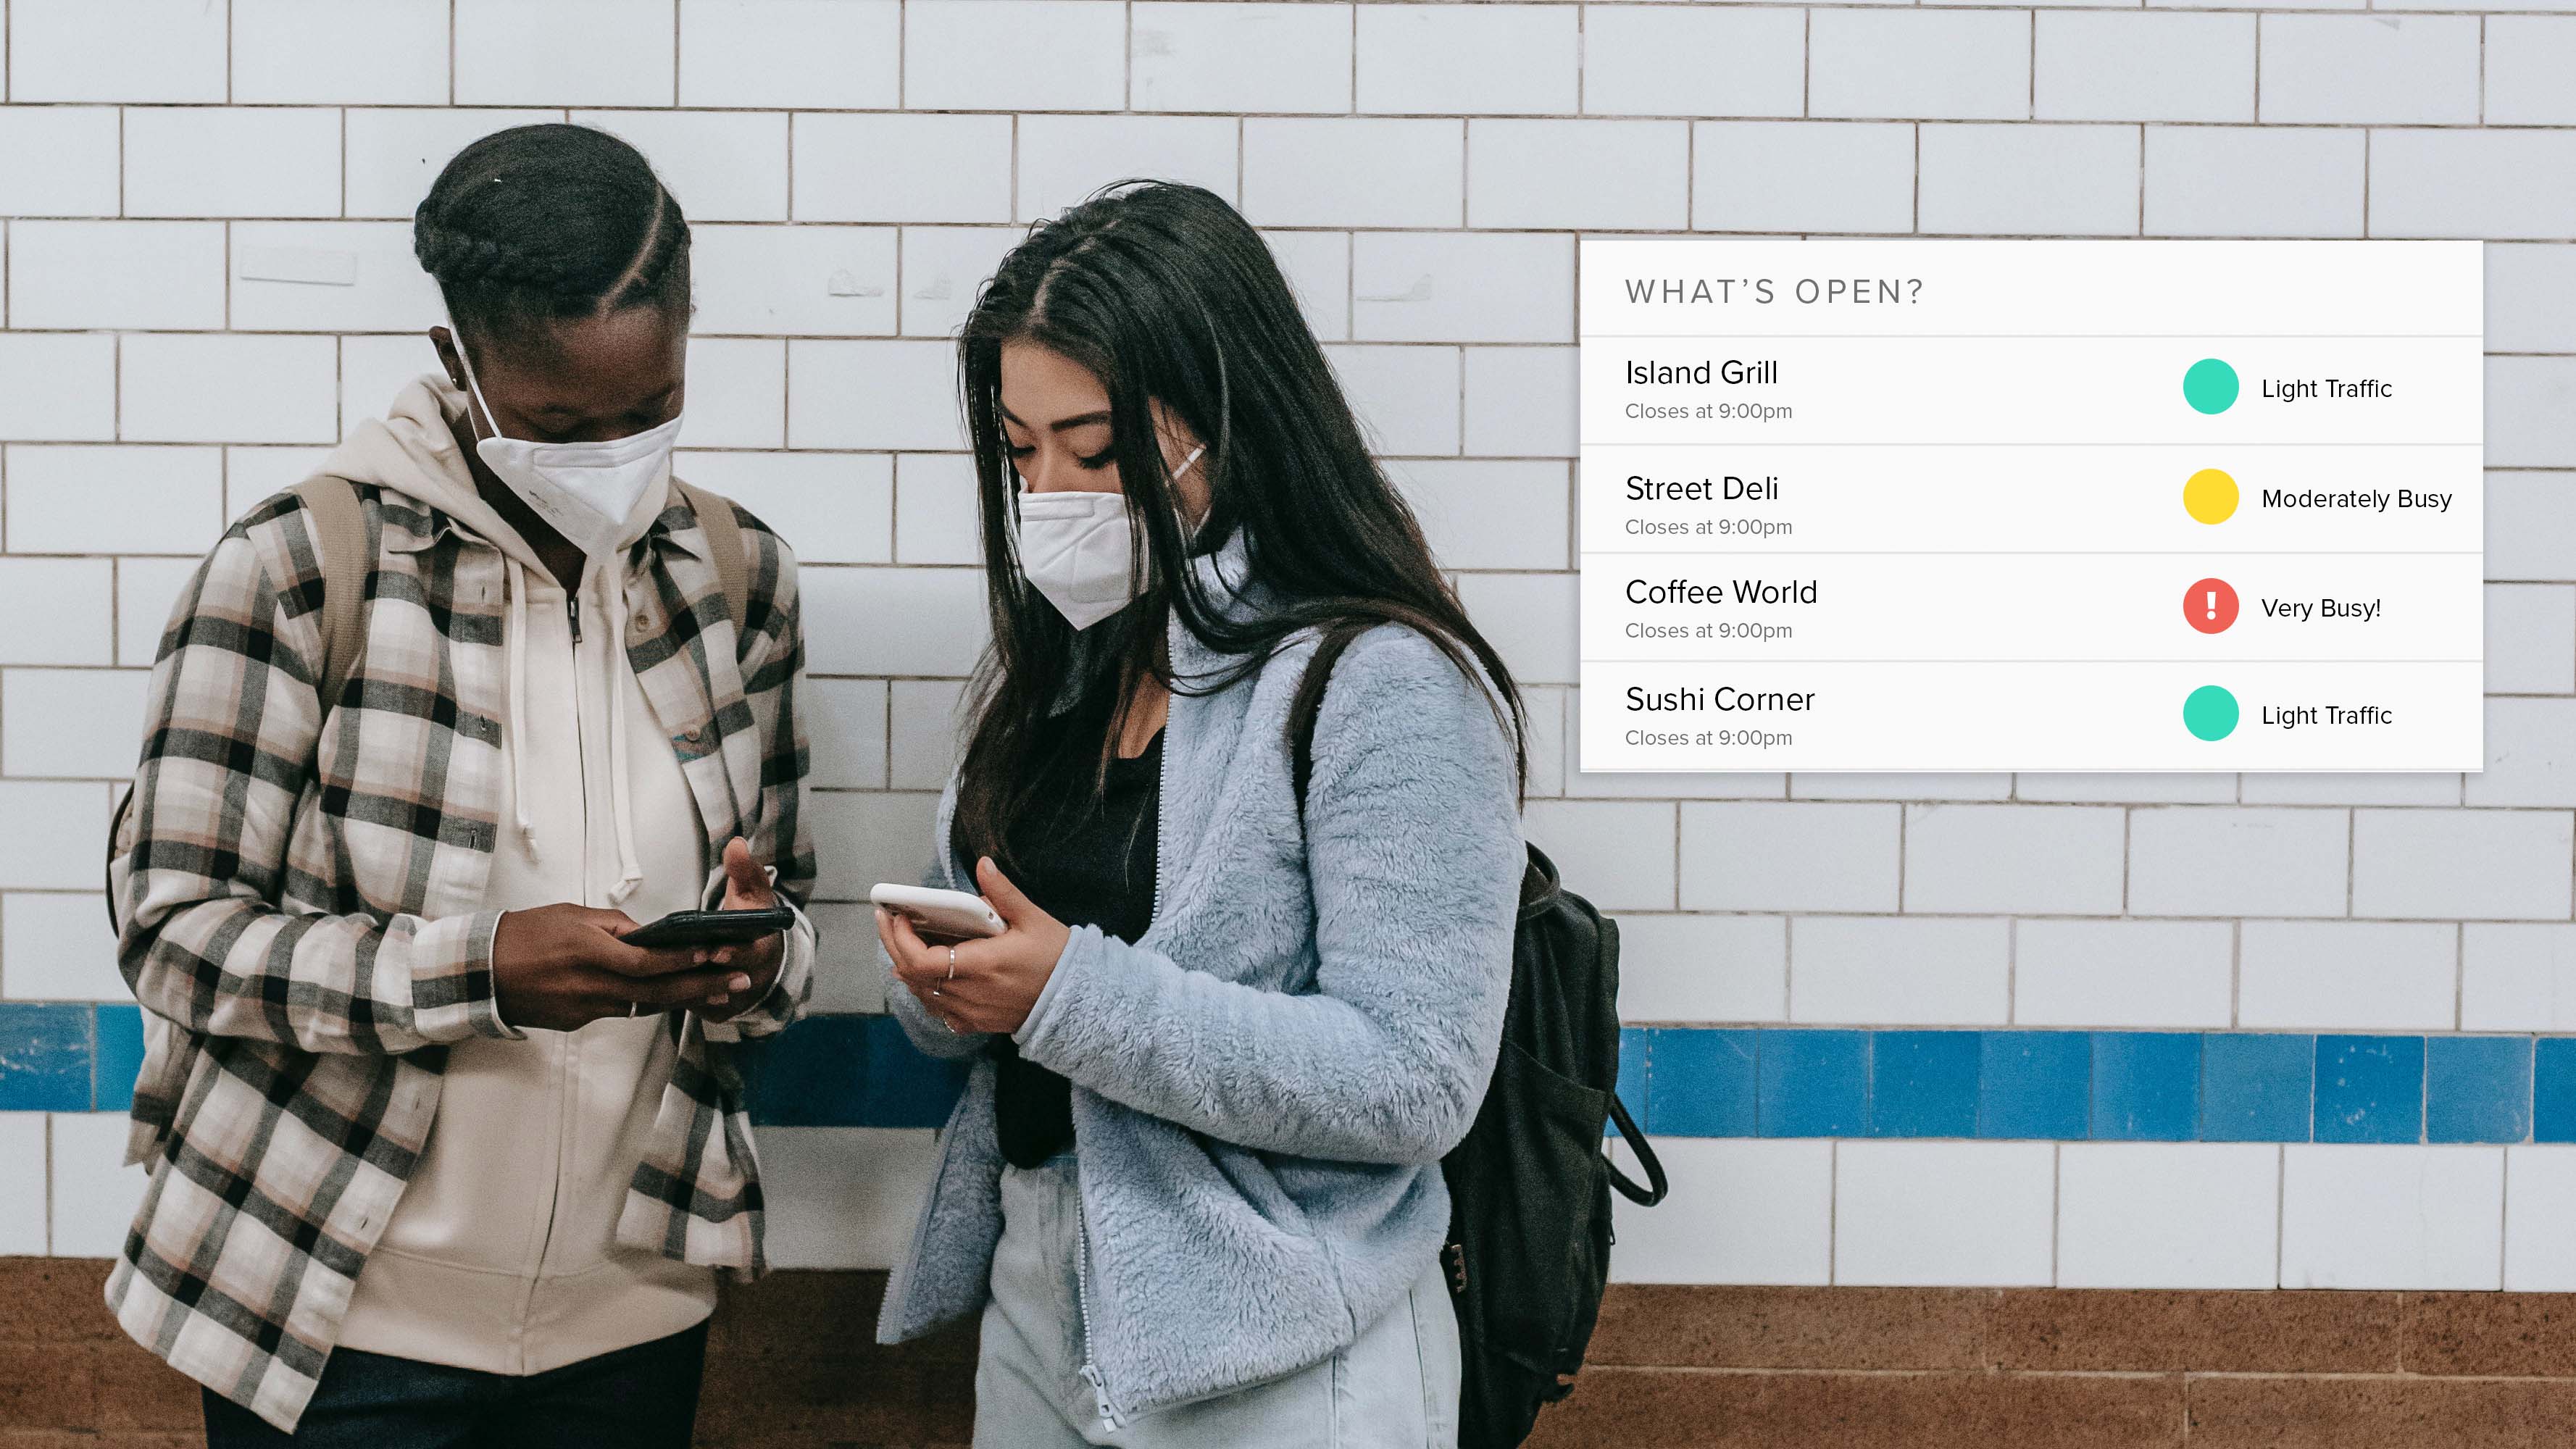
1073, 1204, 1125, 1431
566, 594, 583, 644
1070, 682, 1175, 1433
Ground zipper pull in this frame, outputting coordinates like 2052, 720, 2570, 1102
567, 594, 583, 643
1078, 1363, 1125, 1432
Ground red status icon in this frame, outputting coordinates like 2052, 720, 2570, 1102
2184, 577, 2240, 635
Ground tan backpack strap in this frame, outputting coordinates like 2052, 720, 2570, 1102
678, 480, 751, 654
290, 476, 370, 711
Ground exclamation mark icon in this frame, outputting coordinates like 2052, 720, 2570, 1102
2185, 578, 2239, 635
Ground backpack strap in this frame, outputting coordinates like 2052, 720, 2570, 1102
290, 475, 371, 711
675, 480, 750, 651
1286, 624, 1365, 815
107, 477, 370, 932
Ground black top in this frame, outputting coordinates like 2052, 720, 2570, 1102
991, 700, 1163, 1169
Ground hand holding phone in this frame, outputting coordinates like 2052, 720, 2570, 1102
492, 840, 792, 1031
875, 861, 1069, 1037
871, 883, 1006, 942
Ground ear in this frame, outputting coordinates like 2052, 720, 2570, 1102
428, 325, 467, 391
1148, 398, 1203, 463
1149, 398, 1212, 518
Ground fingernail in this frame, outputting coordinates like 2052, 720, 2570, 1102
730, 973, 752, 992
693, 950, 709, 965
709, 994, 729, 1006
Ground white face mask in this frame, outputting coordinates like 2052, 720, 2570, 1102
1015, 443, 1202, 630
449, 321, 680, 561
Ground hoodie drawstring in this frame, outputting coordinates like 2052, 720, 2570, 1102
601, 564, 645, 908
504, 557, 541, 862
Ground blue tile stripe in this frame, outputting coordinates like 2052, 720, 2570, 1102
8, 1009, 2576, 1145
1622, 1027, 2540, 1145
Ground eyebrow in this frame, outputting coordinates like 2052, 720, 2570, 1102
999, 404, 1113, 433
532, 385, 675, 421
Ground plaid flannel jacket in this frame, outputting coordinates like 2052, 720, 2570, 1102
104, 477, 817, 1432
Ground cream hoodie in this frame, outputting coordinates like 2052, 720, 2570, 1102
331, 377, 721, 1374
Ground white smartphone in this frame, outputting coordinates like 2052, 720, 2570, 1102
871, 882, 1006, 940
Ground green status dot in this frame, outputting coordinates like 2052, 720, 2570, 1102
2183, 358, 2239, 415
2183, 685, 2240, 742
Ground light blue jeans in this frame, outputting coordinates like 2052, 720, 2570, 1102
972, 1153, 1461, 1448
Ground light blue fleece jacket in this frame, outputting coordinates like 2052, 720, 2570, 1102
874, 543, 1523, 1422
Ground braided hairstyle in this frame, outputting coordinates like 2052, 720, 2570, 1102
414, 123, 689, 353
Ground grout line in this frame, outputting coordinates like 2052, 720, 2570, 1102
1779, 913, 1793, 1019
2499, 1138, 2512, 1288
2454, 919, 2467, 1030
1826, 1137, 1840, 1286
2049, 1140, 2061, 1286
2230, 918, 2243, 1027
1575, 1, 1587, 117
1896, 800, 1910, 911
2272, 1142, 2286, 1287
2252, 11, 2264, 123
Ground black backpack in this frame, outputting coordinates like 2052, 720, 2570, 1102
1288, 627, 1668, 1449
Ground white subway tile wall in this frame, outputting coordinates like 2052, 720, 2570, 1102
2056, 1143, 2280, 1290
0, 0, 2568, 1294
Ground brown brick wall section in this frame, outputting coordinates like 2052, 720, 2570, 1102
16, 1264, 2576, 1446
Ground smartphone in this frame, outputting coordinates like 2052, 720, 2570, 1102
622, 906, 798, 950
871, 883, 1006, 940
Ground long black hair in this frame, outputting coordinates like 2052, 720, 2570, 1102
952, 181, 1526, 867
413, 122, 690, 350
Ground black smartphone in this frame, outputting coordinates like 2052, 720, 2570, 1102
622, 906, 797, 950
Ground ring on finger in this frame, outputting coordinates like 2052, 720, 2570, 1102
946, 946, 957, 984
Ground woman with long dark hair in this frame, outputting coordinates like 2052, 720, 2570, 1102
873, 182, 1525, 1446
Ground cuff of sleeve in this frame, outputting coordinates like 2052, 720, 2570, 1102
704, 901, 812, 1043
1012, 924, 1101, 1056
414, 909, 522, 1043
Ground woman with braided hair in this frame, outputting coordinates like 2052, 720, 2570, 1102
110, 122, 817, 1448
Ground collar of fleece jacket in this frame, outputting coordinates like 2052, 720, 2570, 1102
104, 476, 816, 1435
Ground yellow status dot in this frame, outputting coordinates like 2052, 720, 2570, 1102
2184, 468, 2239, 525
